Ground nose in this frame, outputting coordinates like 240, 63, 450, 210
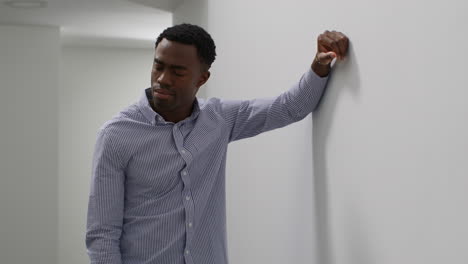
156, 70, 171, 86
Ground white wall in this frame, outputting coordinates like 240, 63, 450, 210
175, 1, 320, 263
0, 24, 60, 264
4, 1, 467, 263
175, 0, 468, 264
58, 46, 155, 264
312, 1, 468, 264
0, 24, 159, 264
173, 0, 207, 26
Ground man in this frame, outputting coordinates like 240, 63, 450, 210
86, 23, 348, 264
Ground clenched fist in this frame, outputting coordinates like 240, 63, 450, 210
312, 30, 349, 77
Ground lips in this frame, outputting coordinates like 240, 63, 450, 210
153, 87, 174, 100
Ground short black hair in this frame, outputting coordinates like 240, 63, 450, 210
155, 23, 216, 69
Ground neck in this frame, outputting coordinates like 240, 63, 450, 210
149, 101, 194, 123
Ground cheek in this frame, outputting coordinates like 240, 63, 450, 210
150, 71, 157, 83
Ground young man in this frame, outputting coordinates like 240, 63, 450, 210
86, 23, 348, 264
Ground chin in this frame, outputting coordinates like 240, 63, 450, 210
154, 98, 175, 110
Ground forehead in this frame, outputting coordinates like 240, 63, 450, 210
155, 38, 200, 67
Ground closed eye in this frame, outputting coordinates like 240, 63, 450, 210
173, 69, 186, 77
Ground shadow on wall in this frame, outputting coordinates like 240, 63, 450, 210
311, 42, 363, 264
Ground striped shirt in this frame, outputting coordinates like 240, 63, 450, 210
85, 68, 329, 264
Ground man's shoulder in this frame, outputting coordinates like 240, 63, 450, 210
98, 103, 145, 137
198, 97, 236, 112
199, 96, 247, 118
198, 97, 235, 120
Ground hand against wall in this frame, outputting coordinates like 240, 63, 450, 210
312, 30, 349, 76
317, 30, 349, 63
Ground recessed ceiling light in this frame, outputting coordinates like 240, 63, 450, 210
4, 0, 48, 9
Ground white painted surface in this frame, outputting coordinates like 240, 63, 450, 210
175, 1, 320, 263
2, 0, 467, 263
0, 0, 172, 48
312, 1, 468, 264
58, 46, 154, 264
1, 4, 170, 263
128, 0, 185, 12
0, 24, 60, 264
174, 0, 468, 264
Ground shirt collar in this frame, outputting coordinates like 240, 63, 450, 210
138, 88, 200, 125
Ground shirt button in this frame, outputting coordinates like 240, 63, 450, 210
182, 171, 187, 176
186, 196, 190, 200
181, 149, 186, 154
185, 249, 190, 254
188, 222, 193, 227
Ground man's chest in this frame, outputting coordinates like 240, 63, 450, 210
121, 122, 228, 198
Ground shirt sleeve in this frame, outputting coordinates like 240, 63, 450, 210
220, 68, 330, 142
86, 127, 125, 264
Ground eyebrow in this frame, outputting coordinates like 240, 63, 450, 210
154, 58, 188, 70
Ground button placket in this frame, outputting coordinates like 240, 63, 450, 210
184, 248, 194, 264
182, 187, 195, 246
172, 124, 196, 257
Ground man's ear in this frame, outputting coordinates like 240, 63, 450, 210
196, 71, 211, 88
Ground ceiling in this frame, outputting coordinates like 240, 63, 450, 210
0, 0, 180, 48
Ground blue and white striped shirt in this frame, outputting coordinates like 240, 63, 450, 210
85, 68, 329, 264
